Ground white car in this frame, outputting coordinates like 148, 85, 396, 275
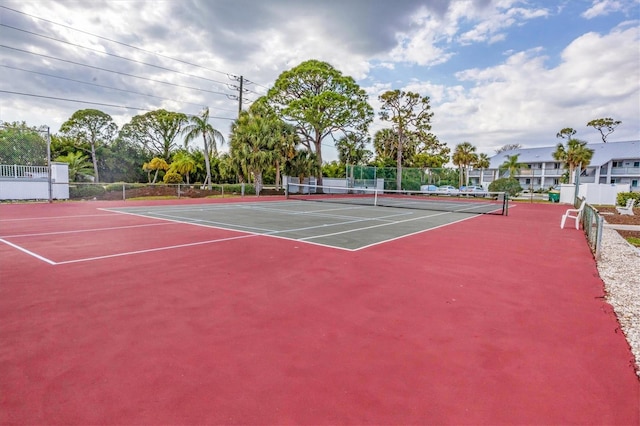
437, 185, 460, 194
463, 185, 488, 197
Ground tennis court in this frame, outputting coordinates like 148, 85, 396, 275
104, 198, 499, 251
0, 196, 638, 424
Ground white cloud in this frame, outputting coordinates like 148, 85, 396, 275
582, 0, 625, 19
458, 6, 550, 45
429, 24, 640, 153
384, 1, 549, 66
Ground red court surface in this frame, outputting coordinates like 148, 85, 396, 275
0, 198, 638, 425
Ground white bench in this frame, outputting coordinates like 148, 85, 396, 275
561, 199, 586, 230
616, 198, 636, 216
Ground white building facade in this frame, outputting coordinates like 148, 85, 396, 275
469, 140, 640, 192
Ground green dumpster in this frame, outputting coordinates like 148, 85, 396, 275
548, 191, 560, 202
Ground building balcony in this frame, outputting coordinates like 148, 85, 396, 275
610, 167, 640, 176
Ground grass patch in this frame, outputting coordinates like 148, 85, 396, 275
625, 236, 640, 247
127, 196, 179, 200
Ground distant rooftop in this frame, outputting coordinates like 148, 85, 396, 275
488, 140, 639, 169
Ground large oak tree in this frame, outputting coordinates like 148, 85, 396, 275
59, 109, 117, 182
378, 90, 434, 190
119, 109, 188, 160
267, 60, 373, 186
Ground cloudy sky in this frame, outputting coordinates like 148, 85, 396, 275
1, 0, 638, 161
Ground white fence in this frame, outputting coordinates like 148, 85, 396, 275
0, 163, 69, 200
578, 183, 630, 205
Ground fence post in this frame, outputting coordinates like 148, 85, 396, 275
46, 127, 52, 203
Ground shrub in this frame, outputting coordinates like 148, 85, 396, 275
616, 191, 640, 207
224, 183, 256, 195
163, 172, 183, 184
488, 178, 522, 197
104, 182, 145, 191
69, 184, 106, 199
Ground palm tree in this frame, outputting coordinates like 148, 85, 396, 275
553, 139, 594, 184
473, 153, 490, 186
230, 110, 275, 195
452, 142, 478, 187
499, 154, 522, 178
169, 152, 197, 184
272, 124, 298, 190
285, 150, 320, 187
144, 157, 169, 183
54, 151, 94, 182
182, 107, 224, 190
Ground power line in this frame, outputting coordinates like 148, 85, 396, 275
0, 5, 240, 79
0, 90, 236, 120
1, 64, 238, 113
1, 23, 232, 88
244, 78, 270, 91
1, 45, 232, 97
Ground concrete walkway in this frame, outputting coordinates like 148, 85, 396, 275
603, 223, 640, 231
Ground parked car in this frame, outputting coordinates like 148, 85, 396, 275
420, 184, 438, 192
437, 185, 460, 194
464, 185, 488, 197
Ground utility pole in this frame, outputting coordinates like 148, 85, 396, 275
228, 75, 254, 117
238, 75, 243, 116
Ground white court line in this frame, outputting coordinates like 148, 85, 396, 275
230, 204, 415, 222
299, 210, 457, 242
150, 212, 278, 233
0, 221, 177, 238
0, 213, 124, 223
53, 234, 258, 265
354, 215, 479, 251
0, 238, 57, 265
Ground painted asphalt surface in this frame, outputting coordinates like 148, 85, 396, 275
0, 198, 638, 424
104, 200, 490, 250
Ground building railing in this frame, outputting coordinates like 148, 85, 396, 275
0, 164, 49, 179
610, 167, 640, 175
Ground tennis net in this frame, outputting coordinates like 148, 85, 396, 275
286, 183, 508, 215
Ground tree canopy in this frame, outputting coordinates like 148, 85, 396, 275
452, 142, 477, 187
555, 128, 577, 140
0, 121, 47, 166
119, 109, 188, 160
378, 90, 434, 189
495, 143, 522, 154
499, 154, 523, 178
336, 134, 372, 166
552, 139, 594, 183
267, 59, 373, 185
587, 117, 621, 143
182, 107, 224, 190
59, 109, 117, 182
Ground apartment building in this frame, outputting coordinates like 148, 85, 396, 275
469, 140, 639, 191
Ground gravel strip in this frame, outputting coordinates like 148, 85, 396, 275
597, 227, 640, 378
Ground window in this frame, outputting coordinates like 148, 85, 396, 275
612, 161, 623, 167
525, 178, 531, 185
634, 162, 640, 168
632, 179, 639, 188
610, 178, 620, 184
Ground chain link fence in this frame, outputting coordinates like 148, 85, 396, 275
346, 165, 461, 190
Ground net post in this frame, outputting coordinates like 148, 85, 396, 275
504, 192, 509, 216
